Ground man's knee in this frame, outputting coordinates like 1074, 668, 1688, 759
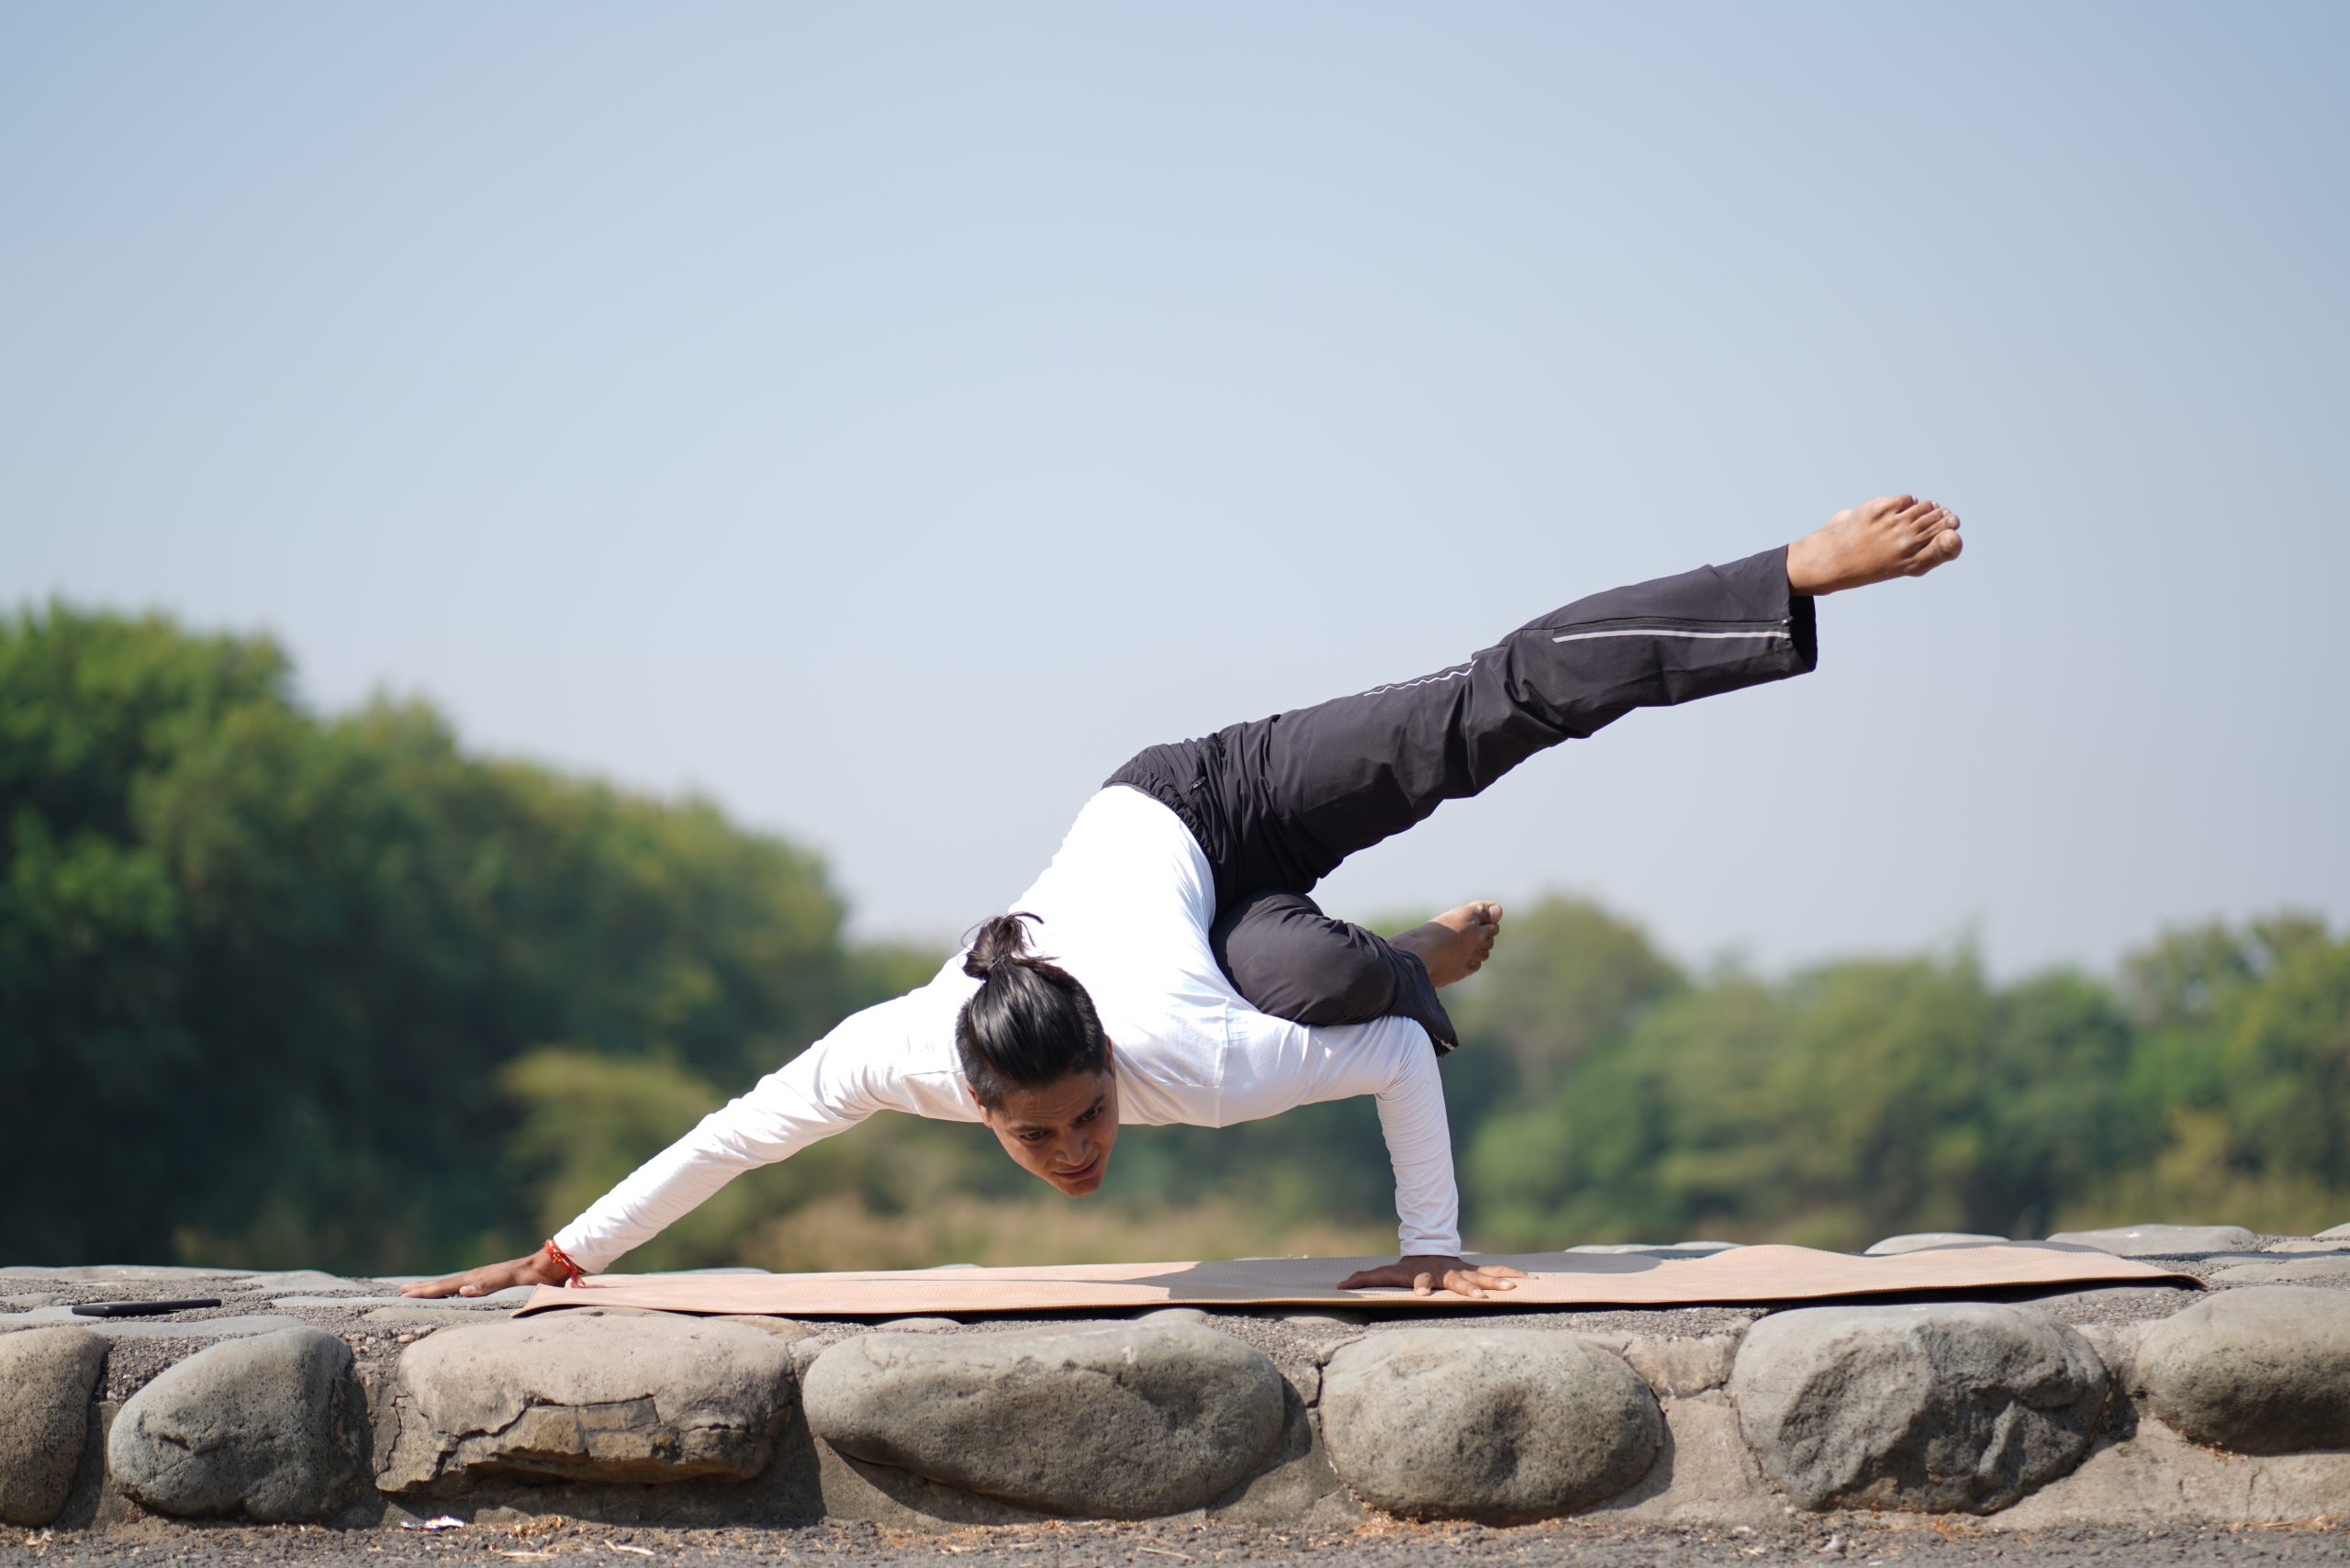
1212, 890, 1398, 1026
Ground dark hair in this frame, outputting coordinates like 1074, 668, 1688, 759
956, 912, 1109, 1110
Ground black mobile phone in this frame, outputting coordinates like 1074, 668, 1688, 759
69, 1298, 223, 1317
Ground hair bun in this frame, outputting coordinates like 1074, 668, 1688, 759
963, 911, 1041, 980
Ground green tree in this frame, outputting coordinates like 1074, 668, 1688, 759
2083, 915, 2350, 1233
0, 604, 887, 1272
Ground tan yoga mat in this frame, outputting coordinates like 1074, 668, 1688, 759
516, 1242, 2196, 1318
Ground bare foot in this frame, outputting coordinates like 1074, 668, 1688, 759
1786, 495, 1964, 595
1392, 901, 1504, 988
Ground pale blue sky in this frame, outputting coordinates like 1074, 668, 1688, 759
5, 2, 2344, 980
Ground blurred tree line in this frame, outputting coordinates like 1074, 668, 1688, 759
4, 606, 2344, 1274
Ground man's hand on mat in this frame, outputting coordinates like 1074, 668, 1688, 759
400, 1251, 569, 1299
1336, 1255, 1528, 1300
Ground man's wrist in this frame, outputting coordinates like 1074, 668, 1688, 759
537, 1239, 588, 1284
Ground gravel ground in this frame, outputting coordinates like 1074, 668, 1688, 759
5, 1514, 2349, 1568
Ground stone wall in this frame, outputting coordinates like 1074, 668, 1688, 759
5, 1225, 2347, 1534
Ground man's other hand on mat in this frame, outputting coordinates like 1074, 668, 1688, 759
1337, 1255, 1527, 1300
401, 1250, 570, 1299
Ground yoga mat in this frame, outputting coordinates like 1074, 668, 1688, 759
516, 1242, 2196, 1319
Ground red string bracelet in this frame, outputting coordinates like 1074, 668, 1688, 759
543, 1238, 587, 1288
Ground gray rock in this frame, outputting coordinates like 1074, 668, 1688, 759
2263, 1238, 2350, 1255
1319, 1328, 1661, 1522
359, 1308, 483, 1327
1991, 1406, 2350, 1529
268, 1295, 412, 1309
1565, 1242, 1733, 1257
0, 1266, 238, 1282
2074, 1319, 2153, 1394
355, 1289, 527, 1314
378, 1284, 537, 1307
376, 1313, 795, 1492
1567, 1243, 1679, 1254
1863, 1233, 2009, 1256
237, 1271, 377, 1295
1617, 1334, 1745, 1398
1138, 1307, 1212, 1326
2045, 1224, 2255, 1257
108, 1326, 365, 1522
0, 1311, 308, 1341
2210, 1258, 2350, 1286
2010, 1284, 2200, 1318
875, 1316, 960, 1331
2136, 1285, 2350, 1453
802, 1321, 1284, 1518
711, 1315, 820, 1341
1729, 1302, 2108, 1513
2317, 1222, 2350, 1242
0, 1327, 106, 1526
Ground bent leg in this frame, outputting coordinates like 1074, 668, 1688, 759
1212, 890, 1460, 1053
1111, 543, 1815, 906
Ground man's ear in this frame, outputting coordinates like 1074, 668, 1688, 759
965, 1080, 990, 1122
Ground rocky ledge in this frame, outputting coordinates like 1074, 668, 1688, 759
3, 1224, 2347, 1535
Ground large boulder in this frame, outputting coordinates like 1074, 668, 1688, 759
376, 1313, 795, 1493
108, 1326, 365, 1522
1318, 1329, 1661, 1522
0, 1327, 106, 1526
1729, 1303, 2108, 1513
802, 1321, 1284, 1518
2044, 1224, 2255, 1257
2136, 1285, 2350, 1453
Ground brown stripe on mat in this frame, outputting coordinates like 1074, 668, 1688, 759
515, 1242, 2197, 1318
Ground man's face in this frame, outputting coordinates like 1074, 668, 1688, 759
973, 1057, 1120, 1196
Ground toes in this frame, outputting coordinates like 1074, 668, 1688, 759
1903, 531, 1964, 575
1861, 495, 1913, 521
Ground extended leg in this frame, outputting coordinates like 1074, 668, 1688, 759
1112, 498, 1961, 1034
1210, 890, 1461, 1050
1113, 542, 1818, 904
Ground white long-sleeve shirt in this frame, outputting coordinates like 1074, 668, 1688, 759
553, 784, 1460, 1271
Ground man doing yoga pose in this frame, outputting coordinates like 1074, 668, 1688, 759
408, 495, 1963, 1302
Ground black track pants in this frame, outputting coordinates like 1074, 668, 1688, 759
1105, 543, 1819, 1053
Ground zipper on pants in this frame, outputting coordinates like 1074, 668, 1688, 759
1549, 615, 1793, 646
